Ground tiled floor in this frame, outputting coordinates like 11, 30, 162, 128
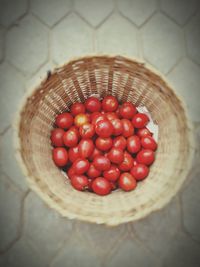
0, 0, 200, 266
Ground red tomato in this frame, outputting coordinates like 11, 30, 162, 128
113, 136, 127, 150
111, 119, 123, 136
55, 112, 73, 129
105, 112, 118, 121
95, 137, 113, 151
68, 146, 79, 162
95, 119, 113, 138
89, 147, 103, 161
71, 175, 88, 191
118, 173, 137, 191
133, 158, 138, 166
110, 182, 118, 191
132, 113, 149, 128
116, 106, 121, 118
78, 139, 94, 158
121, 119, 134, 137
74, 113, 90, 127
119, 151, 134, 171
79, 123, 95, 139
50, 128, 65, 147
91, 113, 106, 126
87, 163, 101, 179
72, 158, 90, 174
102, 95, 118, 112
52, 147, 68, 167
67, 167, 76, 179
63, 130, 79, 147
92, 177, 111, 195
88, 179, 93, 191
70, 102, 85, 116
93, 155, 111, 171
137, 127, 152, 138
85, 97, 101, 112
119, 102, 137, 119
130, 164, 149, 181
107, 148, 124, 164
103, 165, 120, 182
136, 149, 155, 166
141, 136, 157, 151
127, 135, 141, 154
69, 126, 80, 139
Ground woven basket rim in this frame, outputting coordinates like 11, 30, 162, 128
13, 55, 195, 225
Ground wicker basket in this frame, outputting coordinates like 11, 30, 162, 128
14, 56, 194, 226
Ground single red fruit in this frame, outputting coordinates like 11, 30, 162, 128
95, 119, 113, 138
88, 179, 93, 191
50, 128, 65, 147
89, 147, 103, 161
67, 167, 76, 179
87, 163, 101, 179
93, 155, 111, 171
72, 158, 90, 174
127, 135, 141, 154
119, 173, 137, 191
74, 113, 90, 127
137, 127, 152, 138
116, 107, 121, 118
92, 177, 111, 195
102, 95, 118, 112
119, 151, 134, 171
68, 146, 80, 162
107, 148, 124, 164
130, 164, 149, 181
119, 102, 137, 119
121, 119, 134, 137
110, 182, 117, 191
70, 102, 85, 116
103, 165, 120, 182
52, 147, 68, 167
133, 158, 138, 167
63, 129, 79, 147
91, 113, 106, 126
71, 175, 88, 191
79, 123, 95, 139
105, 112, 118, 121
78, 139, 94, 158
136, 149, 155, 166
55, 112, 73, 129
113, 136, 127, 150
141, 136, 157, 151
111, 119, 123, 136
95, 137, 113, 151
132, 113, 149, 128
69, 126, 80, 139
85, 97, 101, 113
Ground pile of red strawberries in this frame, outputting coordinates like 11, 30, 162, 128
51, 96, 157, 196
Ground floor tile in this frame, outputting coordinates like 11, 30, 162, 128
117, 0, 157, 26
31, 0, 72, 27
6, 14, 49, 75
75, 0, 114, 27
96, 14, 139, 56
167, 58, 200, 122
142, 13, 184, 74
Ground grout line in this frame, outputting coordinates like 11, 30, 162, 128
73, 10, 94, 28
165, 56, 184, 76
0, 125, 11, 136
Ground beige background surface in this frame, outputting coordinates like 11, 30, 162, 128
0, 0, 200, 266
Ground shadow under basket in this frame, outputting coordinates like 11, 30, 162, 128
15, 56, 194, 226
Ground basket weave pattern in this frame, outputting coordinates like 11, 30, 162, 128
15, 56, 194, 225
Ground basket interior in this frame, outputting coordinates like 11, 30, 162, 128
18, 56, 191, 225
